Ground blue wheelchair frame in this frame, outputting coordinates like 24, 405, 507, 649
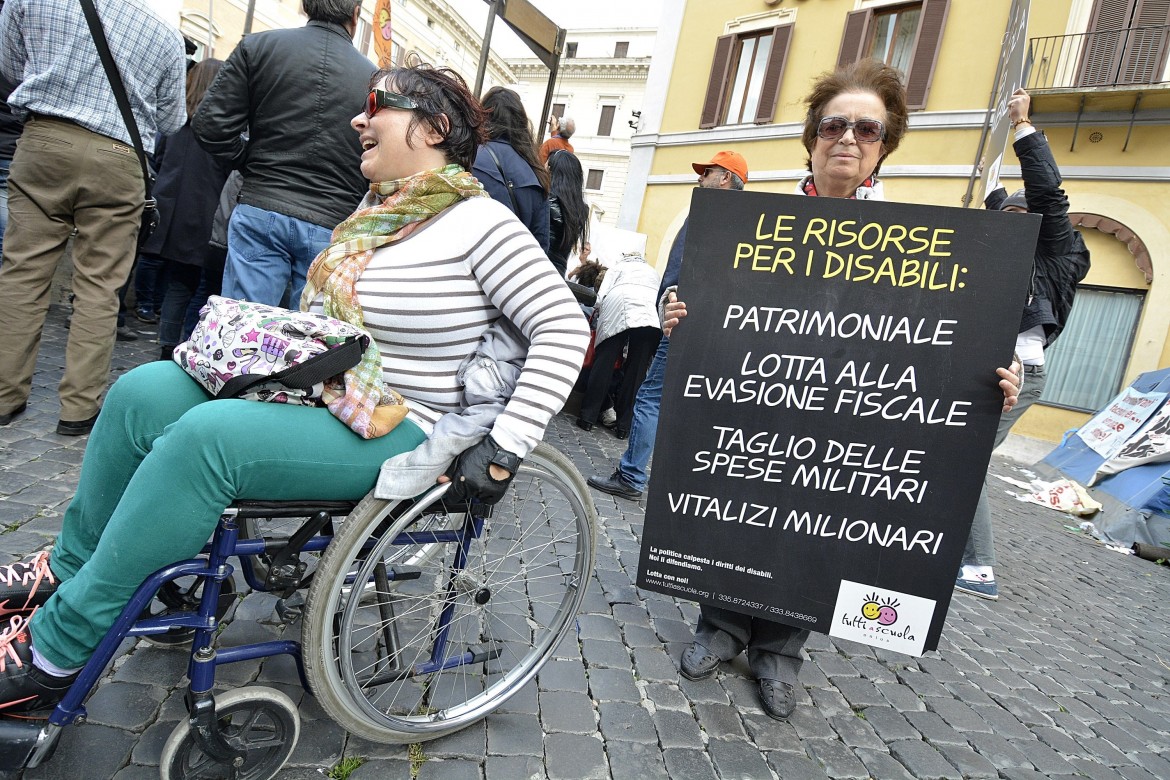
5, 486, 470, 771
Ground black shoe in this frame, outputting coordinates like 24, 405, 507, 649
116, 325, 139, 342
614, 427, 629, 440
134, 307, 158, 324
587, 471, 642, 501
56, 412, 99, 436
0, 552, 58, 618
758, 678, 797, 720
680, 642, 720, 680
0, 402, 27, 426
0, 611, 76, 714
576, 418, 594, 432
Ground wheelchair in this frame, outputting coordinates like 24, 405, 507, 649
0, 443, 597, 780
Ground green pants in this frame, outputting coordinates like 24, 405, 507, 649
32, 361, 426, 669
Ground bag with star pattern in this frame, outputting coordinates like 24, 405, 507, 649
173, 296, 369, 405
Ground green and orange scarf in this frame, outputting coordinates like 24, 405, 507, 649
300, 164, 487, 438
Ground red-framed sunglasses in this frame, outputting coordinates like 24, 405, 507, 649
364, 89, 419, 118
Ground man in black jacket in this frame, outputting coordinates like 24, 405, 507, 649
193, 0, 375, 308
956, 88, 1090, 601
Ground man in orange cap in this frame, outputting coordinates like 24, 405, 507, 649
689, 150, 748, 191
588, 150, 747, 498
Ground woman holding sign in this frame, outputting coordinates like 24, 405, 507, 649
664, 60, 1022, 721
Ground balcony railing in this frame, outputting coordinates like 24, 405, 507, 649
1026, 25, 1170, 91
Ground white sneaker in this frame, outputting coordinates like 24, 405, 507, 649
600, 408, 617, 428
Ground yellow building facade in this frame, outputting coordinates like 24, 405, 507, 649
619, 0, 1170, 446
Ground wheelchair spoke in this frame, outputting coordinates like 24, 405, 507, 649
303, 444, 596, 742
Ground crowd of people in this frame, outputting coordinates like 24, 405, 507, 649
0, 0, 1081, 732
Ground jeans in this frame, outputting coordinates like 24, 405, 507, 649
158, 262, 202, 348
0, 158, 10, 261
31, 360, 425, 668
117, 253, 166, 327
185, 245, 227, 340
222, 203, 333, 307
962, 364, 1048, 567
133, 253, 166, 315
617, 335, 669, 491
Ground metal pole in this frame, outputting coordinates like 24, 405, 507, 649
538, 28, 565, 140
243, 0, 256, 36
474, 0, 502, 96
961, 38, 1008, 208
207, 0, 215, 58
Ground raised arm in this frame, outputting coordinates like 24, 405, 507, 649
1009, 90, 1075, 254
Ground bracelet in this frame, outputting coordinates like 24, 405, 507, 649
1012, 118, 1032, 128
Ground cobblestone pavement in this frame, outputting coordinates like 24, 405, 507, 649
1, 305, 1168, 779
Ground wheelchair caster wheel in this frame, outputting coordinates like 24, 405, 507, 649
160, 686, 299, 780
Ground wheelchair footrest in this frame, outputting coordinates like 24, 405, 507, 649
0, 719, 49, 769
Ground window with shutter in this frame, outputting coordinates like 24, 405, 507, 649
1079, 0, 1170, 86
586, 169, 604, 190
1120, 0, 1170, 84
903, 0, 949, 109
566, 42, 578, 58
838, 10, 870, 69
835, 1, 950, 111
1079, 0, 1130, 85
614, 41, 629, 58
356, 18, 372, 55
698, 25, 793, 128
598, 105, 616, 136
552, 103, 566, 119
754, 26, 793, 124
869, 5, 922, 76
699, 35, 735, 129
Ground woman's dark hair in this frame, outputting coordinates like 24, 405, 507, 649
802, 59, 909, 175
548, 150, 589, 257
481, 86, 550, 194
186, 58, 222, 119
369, 63, 489, 171
569, 259, 605, 291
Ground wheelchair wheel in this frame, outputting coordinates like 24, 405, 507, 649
302, 443, 596, 743
159, 686, 299, 780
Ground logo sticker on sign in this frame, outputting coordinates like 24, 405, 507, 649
830, 580, 935, 656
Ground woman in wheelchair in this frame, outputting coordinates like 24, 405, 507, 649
0, 63, 589, 714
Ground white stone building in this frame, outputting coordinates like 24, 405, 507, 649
508, 28, 654, 226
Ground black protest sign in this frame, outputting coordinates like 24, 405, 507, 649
637, 189, 1039, 655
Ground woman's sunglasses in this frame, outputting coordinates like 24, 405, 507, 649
364, 89, 419, 118
817, 116, 886, 144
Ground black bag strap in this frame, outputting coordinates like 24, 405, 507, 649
215, 334, 368, 400
484, 143, 521, 215
77, 0, 154, 200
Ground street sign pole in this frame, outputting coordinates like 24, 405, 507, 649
962, 0, 1031, 208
